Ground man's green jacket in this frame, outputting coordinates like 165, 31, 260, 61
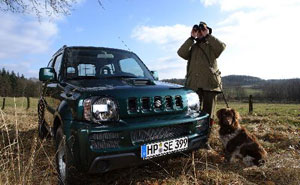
177, 35, 226, 92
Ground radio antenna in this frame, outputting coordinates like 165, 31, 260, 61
118, 36, 131, 52
97, 0, 105, 10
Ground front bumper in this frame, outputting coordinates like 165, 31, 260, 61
67, 112, 210, 174
88, 133, 208, 174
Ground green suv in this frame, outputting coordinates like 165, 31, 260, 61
38, 46, 210, 184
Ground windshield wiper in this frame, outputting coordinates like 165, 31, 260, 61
67, 76, 99, 80
103, 75, 138, 79
67, 75, 143, 80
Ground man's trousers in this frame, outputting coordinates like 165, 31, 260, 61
196, 89, 219, 120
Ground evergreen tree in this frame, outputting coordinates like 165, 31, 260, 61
0, 67, 41, 97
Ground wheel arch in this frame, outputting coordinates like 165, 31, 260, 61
53, 100, 73, 137
53, 116, 62, 137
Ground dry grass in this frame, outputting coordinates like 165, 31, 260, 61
0, 98, 300, 185
0, 97, 57, 184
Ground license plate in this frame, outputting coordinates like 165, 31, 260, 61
141, 137, 188, 159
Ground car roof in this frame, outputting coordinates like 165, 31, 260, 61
52, 45, 133, 57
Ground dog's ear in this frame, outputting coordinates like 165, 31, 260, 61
216, 108, 224, 120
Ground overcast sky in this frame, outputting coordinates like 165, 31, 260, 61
1, 0, 300, 80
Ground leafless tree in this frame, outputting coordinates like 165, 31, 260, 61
0, 0, 77, 18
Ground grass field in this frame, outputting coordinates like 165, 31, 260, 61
0, 97, 300, 185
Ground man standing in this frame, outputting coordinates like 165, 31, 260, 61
177, 22, 226, 126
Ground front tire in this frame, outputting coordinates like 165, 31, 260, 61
55, 126, 82, 185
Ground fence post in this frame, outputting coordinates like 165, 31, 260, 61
249, 95, 253, 114
27, 96, 30, 110
1, 98, 5, 110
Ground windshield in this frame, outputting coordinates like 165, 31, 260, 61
64, 47, 154, 80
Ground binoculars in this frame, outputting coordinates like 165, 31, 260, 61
193, 22, 212, 34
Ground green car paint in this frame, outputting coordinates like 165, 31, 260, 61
38, 46, 210, 178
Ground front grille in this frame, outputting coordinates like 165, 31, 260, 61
89, 132, 120, 150
128, 98, 137, 112
130, 123, 191, 144
128, 95, 182, 112
165, 96, 173, 109
154, 96, 163, 110
175, 96, 183, 108
142, 97, 150, 110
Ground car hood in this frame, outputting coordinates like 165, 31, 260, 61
65, 78, 184, 92
62, 78, 191, 119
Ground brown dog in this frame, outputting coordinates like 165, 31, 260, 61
216, 108, 267, 166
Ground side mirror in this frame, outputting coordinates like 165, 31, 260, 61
150, 71, 159, 81
39, 67, 56, 82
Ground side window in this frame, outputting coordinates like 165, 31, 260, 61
53, 54, 63, 79
78, 64, 96, 76
119, 58, 144, 77
47, 59, 54, 67
67, 67, 76, 74
100, 64, 115, 75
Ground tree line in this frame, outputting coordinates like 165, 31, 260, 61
164, 76, 300, 103
260, 79, 300, 102
1, 69, 300, 102
0, 68, 41, 97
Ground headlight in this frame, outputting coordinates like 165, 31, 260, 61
186, 92, 200, 117
83, 97, 119, 123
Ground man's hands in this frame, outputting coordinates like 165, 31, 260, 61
191, 29, 198, 39
191, 26, 209, 39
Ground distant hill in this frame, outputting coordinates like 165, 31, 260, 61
162, 78, 185, 86
222, 75, 264, 87
163, 75, 265, 87
29, 77, 39, 82
162, 75, 300, 102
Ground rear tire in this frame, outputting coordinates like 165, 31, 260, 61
38, 120, 49, 139
38, 98, 50, 139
